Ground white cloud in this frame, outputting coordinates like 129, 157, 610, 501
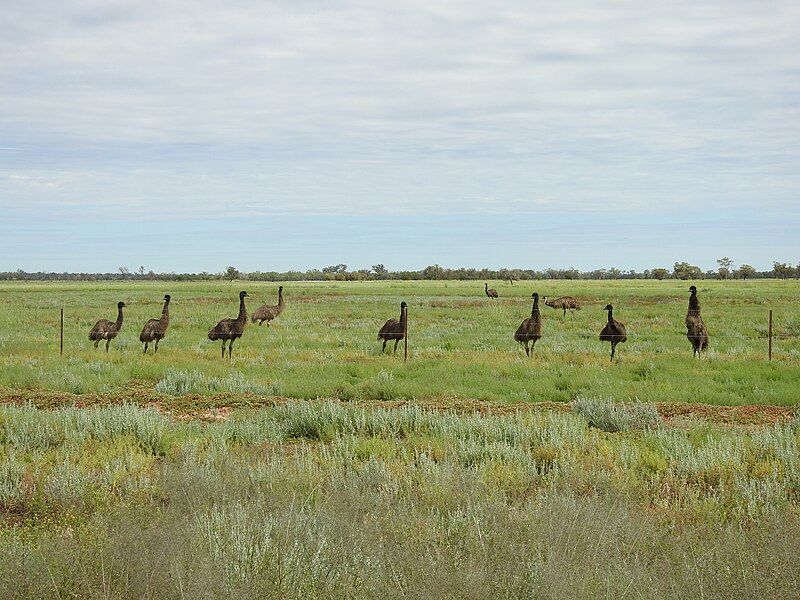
0, 0, 799, 220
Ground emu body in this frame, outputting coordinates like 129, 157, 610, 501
686, 285, 709, 357
599, 304, 627, 362
252, 286, 285, 326
484, 283, 498, 299
378, 301, 407, 353
543, 295, 581, 317
208, 291, 248, 358
514, 293, 542, 356
140, 295, 170, 354
89, 301, 125, 352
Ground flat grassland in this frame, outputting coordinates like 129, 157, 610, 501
2, 281, 800, 597
0, 279, 798, 407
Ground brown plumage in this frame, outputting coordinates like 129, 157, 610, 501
514, 293, 542, 356
485, 283, 498, 299
89, 301, 126, 352
208, 291, 248, 359
377, 301, 407, 353
599, 304, 627, 362
252, 286, 285, 326
543, 295, 581, 317
685, 285, 709, 357
139, 294, 170, 354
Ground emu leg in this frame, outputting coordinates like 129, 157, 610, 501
229, 339, 235, 358
94, 340, 99, 350
143, 342, 148, 354
382, 339, 387, 352
610, 342, 617, 363
221, 340, 226, 359
393, 339, 399, 353
155, 339, 159, 353
524, 341, 530, 357
105, 339, 110, 352
563, 308, 567, 317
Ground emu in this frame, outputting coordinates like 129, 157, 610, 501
543, 295, 581, 317
89, 301, 126, 352
139, 294, 170, 354
252, 285, 285, 326
377, 301, 407, 353
685, 285, 709, 357
514, 293, 542, 356
599, 304, 627, 362
485, 283, 498, 299
208, 291, 248, 359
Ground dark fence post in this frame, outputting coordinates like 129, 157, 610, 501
403, 304, 408, 362
60, 308, 64, 356
768, 309, 773, 361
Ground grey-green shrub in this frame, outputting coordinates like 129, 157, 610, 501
572, 397, 662, 432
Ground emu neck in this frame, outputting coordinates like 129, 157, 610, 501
531, 299, 539, 318
399, 306, 407, 326
607, 309, 613, 323
115, 307, 124, 329
237, 296, 247, 323
162, 299, 170, 322
688, 293, 700, 312
278, 289, 284, 307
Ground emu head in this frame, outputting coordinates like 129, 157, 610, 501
603, 304, 613, 311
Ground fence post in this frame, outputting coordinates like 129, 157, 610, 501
403, 304, 408, 362
60, 308, 64, 356
768, 309, 773, 361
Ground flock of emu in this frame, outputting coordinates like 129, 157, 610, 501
88, 284, 709, 361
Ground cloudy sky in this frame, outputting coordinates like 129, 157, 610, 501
1, 0, 798, 272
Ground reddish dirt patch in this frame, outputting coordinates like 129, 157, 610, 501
0, 386, 793, 426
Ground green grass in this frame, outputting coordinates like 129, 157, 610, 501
2, 402, 800, 598
0, 279, 798, 406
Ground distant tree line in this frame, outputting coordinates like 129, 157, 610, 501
2, 259, 798, 282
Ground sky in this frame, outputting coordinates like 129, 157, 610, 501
1, 0, 799, 273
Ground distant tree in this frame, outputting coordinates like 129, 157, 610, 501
422, 264, 444, 280
772, 262, 795, 279
651, 268, 669, 280
322, 264, 348, 274
224, 266, 241, 282
118, 266, 130, 280
372, 264, 388, 279
673, 262, 702, 280
716, 257, 734, 280
735, 264, 756, 280
137, 266, 146, 277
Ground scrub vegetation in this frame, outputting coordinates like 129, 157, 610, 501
2, 401, 800, 598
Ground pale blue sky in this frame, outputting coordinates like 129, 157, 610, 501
1, 1, 798, 272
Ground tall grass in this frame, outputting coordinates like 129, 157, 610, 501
1, 402, 800, 598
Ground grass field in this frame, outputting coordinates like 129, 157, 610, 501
2, 280, 800, 597
0, 279, 798, 407
2, 401, 800, 598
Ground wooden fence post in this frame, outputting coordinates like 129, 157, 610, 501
403, 304, 408, 362
60, 308, 64, 356
768, 309, 773, 361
